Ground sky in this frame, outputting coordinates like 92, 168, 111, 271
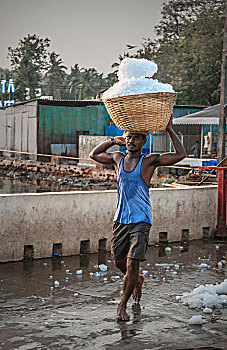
0, 0, 164, 76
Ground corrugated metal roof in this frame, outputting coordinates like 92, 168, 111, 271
173, 104, 226, 125
37, 98, 104, 107
0, 98, 104, 109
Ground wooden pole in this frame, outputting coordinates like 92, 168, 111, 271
200, 125, 203, 158
217, 11, 227, 163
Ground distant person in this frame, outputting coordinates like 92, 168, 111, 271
90, 117, 186, 321
203, 135, 210, 154
191, 141, 200, 158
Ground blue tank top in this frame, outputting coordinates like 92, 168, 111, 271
114, 154, 152, 225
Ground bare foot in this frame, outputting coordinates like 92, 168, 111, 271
117, 304, 130, 321
132, 275, 145, 303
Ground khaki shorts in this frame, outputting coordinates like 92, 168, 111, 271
111, 222, 151, 262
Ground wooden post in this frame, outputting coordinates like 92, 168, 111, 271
200, 125, 203, 158
217, 12, 227, 163
216, 167, 227, 237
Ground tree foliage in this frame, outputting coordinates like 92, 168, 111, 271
5, 1, 225, 105
44, 52, 67, 99
67, 65, 117, 100
6, 34, 117, 101
133, 0, 225, 105
8, 34, 50, 100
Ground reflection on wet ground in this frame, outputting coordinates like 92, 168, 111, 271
0, 240, 226, 350
0, 177, 116, 194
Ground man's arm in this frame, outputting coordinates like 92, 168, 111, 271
89, 137, 126, 164
153, 117, 187, 166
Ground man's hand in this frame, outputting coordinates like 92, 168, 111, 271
166, 115, 173, 131
113, 136, 126, 146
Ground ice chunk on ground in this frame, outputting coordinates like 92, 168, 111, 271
165, 247, 171, 252
189, 315, 205, 325
216, 245, 220, 250
76, 270, 82, 275
155, 263, 174, 267
218, 261, 223, 268
142, 270, 148, 275
54, 281, 59, 287
203, 307, 212, 314
73, 292, 79, 296
198, 263, 208, 268
66, 270, 70, 274
204, 294, 220, 308
216, 281, 227, 294
99, 264, 107, 272
177, 280, 227, 310
111, 275, 120, 280
95, 272, 101, 277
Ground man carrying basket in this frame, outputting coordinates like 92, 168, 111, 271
90, 116, 186, 321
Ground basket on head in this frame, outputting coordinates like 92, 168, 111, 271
102, 92, 176, 132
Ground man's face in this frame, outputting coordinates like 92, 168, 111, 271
125, 133, 146, 152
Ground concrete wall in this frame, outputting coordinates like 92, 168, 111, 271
0, 101, 38, 160
0, 185, 218, 262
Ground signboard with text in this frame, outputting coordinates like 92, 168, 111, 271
0, 79, 15, 107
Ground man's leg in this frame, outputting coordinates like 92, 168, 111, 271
132, 275, 145, 303
115, 256, 127, 274
116, 257, 140, 321
115, 257, 144, 303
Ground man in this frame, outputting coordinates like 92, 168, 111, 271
191, 140, 201, 158
89, 117, 186, 321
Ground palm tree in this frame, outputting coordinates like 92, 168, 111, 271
68, 64, 81, 99
44, 52, 67, 99
78, 68, 100, 99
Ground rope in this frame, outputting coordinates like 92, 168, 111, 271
1, 148, 218, 172
0, 149, 93, 162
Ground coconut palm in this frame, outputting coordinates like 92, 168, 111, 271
44, 52, 67, 99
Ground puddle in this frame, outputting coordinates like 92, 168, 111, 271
0, 176, 116, 194
0, 240, 226, 350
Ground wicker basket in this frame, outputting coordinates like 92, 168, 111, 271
102, 92, 176, 132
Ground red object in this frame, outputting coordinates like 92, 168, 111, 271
198, 166, 227, 237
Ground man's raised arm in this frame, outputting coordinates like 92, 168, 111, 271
154, 117, 187, 166
89, 137, 126, 164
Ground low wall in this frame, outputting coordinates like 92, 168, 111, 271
0, 185, 218, 262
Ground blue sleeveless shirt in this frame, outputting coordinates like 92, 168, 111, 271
114, 155, 152, 225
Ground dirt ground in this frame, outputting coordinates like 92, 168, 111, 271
0, 156, 217, 194
0, 239, 226, 350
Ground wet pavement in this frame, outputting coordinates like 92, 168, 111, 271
0, 177, 116, 194
0, 240, 226, 350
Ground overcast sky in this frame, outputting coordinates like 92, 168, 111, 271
0, 0, 164, 76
